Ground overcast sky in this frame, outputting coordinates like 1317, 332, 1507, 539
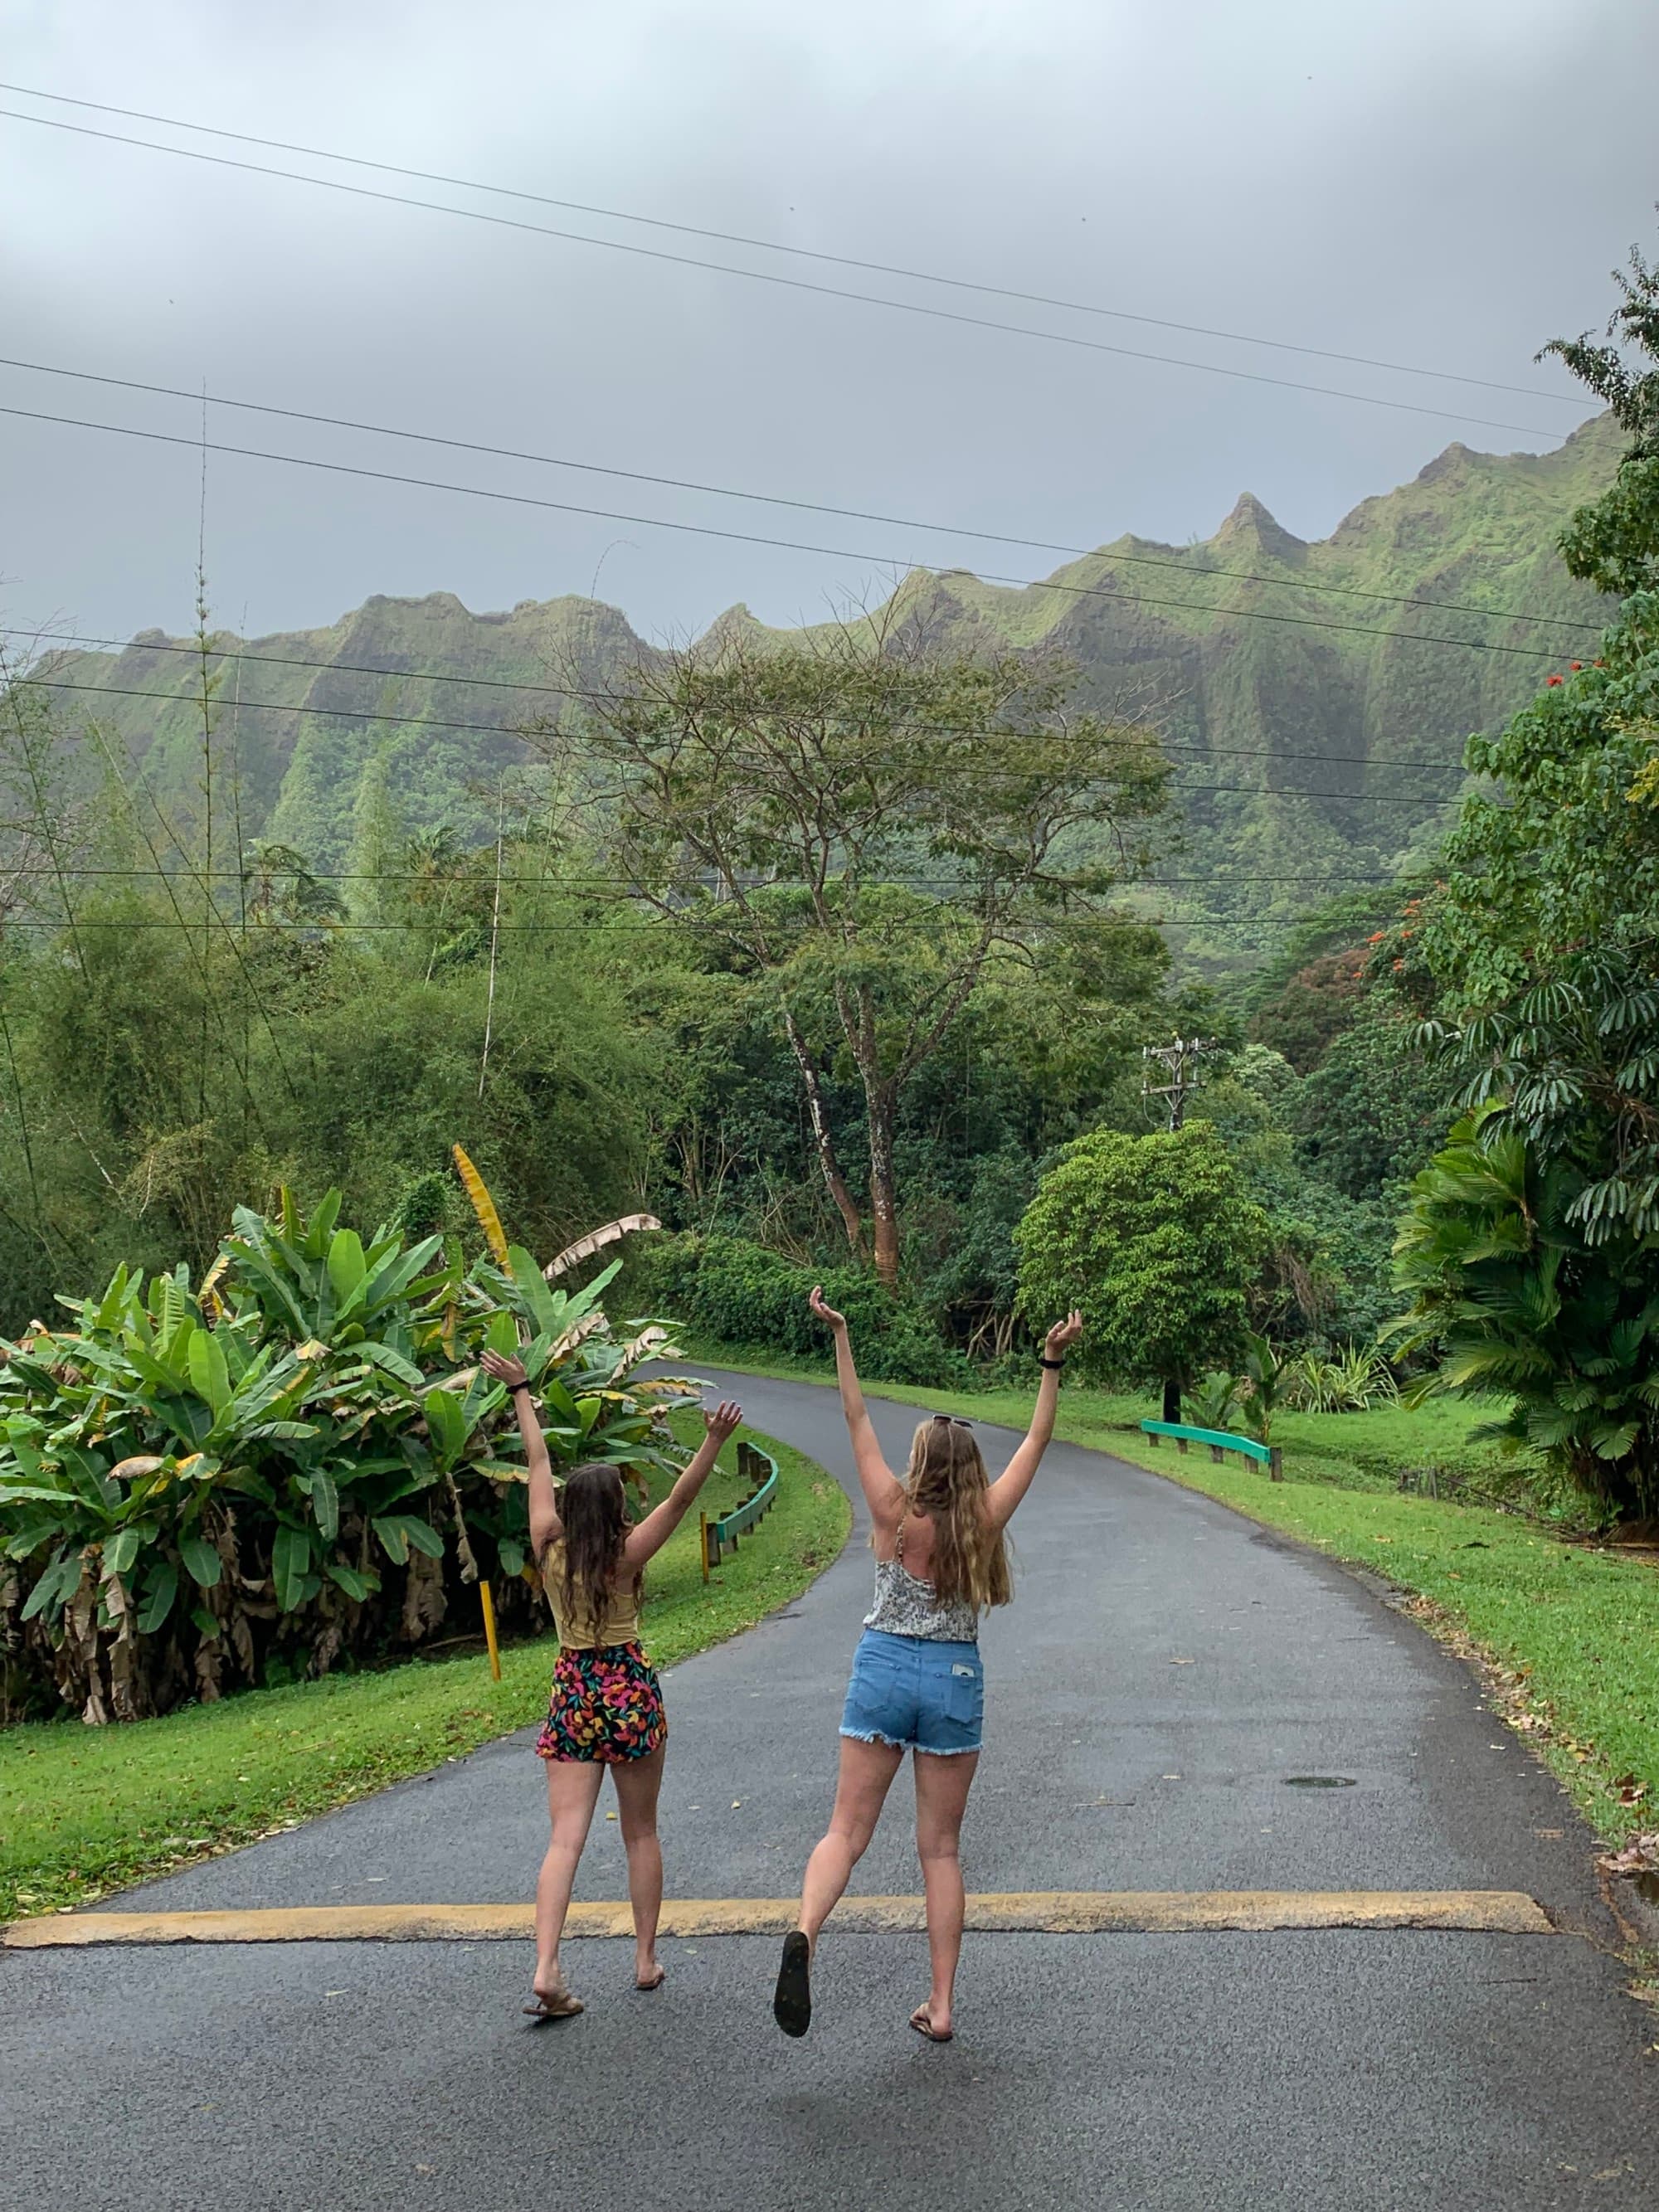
2, 0, 1654, 649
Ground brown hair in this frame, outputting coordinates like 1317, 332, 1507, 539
901, 1417, 1012, 1611
552, 1461, 641, 1638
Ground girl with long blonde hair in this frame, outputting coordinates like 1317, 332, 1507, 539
774, 1289, 1083, 2044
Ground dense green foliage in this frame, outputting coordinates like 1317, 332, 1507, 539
646, 1233, 970, 1387
1014, 1122, 1268, 1412
1393, 1113, 1658, 1522
0, 1187, 694, 1721
569, 615, 1170, 1283
1385, 240, 1659, 1524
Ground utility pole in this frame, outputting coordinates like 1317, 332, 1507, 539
1142, 1033, 1218, 1130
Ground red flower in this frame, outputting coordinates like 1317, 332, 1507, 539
1367, 931, 1386, 944
1569, 661, 1584, 671
1545, 675, 1564, 687
1391, 958, 1405, 972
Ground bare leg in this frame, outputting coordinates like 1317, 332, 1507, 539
610, 1744, 667, 1987
536, 1759, 605, 2001
797, 1735, 905, 1947
912, 1748, 979, 2039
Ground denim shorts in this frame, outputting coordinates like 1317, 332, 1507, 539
839, 1627, 985, 1757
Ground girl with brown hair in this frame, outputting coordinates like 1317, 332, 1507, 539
773, 1289, 1083, 2044
481, 1345, 742, 2020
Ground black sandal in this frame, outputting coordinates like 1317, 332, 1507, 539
773, 1930, 811, 2037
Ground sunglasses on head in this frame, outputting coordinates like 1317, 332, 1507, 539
930, 1413, 974, 1430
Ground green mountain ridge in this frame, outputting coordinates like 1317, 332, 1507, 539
36, 416, 1620, 933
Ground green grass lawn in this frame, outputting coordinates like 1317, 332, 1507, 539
684, 1342, 1659, 1846
0, 1422, 849, 1923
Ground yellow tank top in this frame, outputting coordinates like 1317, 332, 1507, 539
541, 1539, 642, 1650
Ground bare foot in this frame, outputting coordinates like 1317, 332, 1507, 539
909, 2001, 953, 2043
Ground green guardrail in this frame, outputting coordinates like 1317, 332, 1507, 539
1140, 1419, 1282, 1481
700, 1439, 781, 1575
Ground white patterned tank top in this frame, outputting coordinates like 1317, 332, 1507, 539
863, 1514, 980, 1643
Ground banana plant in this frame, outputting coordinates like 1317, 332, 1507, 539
221, 1189, 446, 1355
0, 1174, 706, 1719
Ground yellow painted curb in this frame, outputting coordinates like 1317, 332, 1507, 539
2, 1888, 1553, 1948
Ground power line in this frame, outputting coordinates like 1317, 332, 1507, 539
0, 355, 1601, 639
0, 80, 1596, 415
0, 863, 1401, 887
10, 679, 1465, 808
2, 402, 1579, 662
0, 908, 1382, 939
14, 672, 1470, 782
0, 104, 1582, 445
2, 633, 1501, 771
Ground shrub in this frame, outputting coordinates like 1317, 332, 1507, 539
647, 1234, 970, 1388
1282, 1344, 1401, 1414
1185, 1370, 1244, 1432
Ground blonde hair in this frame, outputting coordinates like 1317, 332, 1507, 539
899, 1417, 1013, 1612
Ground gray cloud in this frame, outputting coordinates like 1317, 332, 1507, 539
2, 0, 1652, 648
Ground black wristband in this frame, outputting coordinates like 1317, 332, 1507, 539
511, 1381, 533, 1396
1039, 1354, 1066, 1370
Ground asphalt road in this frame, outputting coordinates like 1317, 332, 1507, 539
6, 1371, 1657, 2209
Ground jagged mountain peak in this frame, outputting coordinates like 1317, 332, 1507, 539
1212, 493, 1308, 562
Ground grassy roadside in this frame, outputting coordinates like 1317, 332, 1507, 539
0, 1424, 849, 1923
680, 1338, 1513, 1495
688, 1344, 1659, 1846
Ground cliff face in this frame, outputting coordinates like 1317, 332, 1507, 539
42, 417, 1619, 897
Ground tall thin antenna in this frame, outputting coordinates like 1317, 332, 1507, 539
195, 381, 215, 1121
478, 779, 506, 1099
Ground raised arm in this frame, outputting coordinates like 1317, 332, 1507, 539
810, 1286, 904, 1524
623, 1399, 743, 1570
480, 1348, 563, 1560
985, 1312, 1083, 1529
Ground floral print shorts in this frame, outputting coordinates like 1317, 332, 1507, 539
536, 1642, 667, 1763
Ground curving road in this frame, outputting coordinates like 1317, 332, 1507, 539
5, 1371, 1657, 2209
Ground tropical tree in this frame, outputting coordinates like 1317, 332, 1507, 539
1389, 235, 1659, 1522
1391, 1110, 1659, 1522
555, 601, 1170, 1285
1014, 1121, 1268, 1420
1543, 236, 1659, 599
1235, 1330, 1287, 1445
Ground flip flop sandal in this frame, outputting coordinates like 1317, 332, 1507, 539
635, 1967, 666, 1992
522, 1989, 584, 2020
909, 2006, 953, 2044
773, 1931, 811, 2038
